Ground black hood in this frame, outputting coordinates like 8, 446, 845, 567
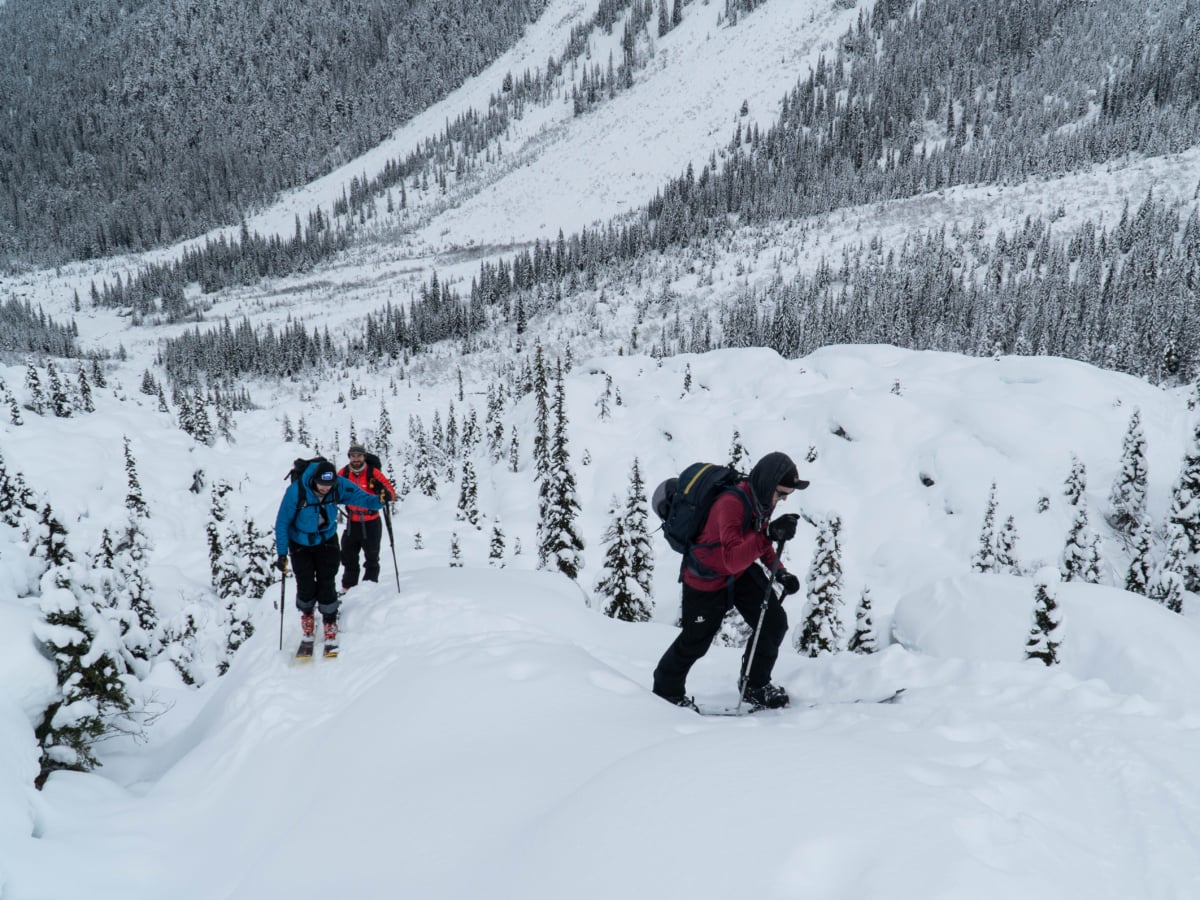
748, 452, 807, 509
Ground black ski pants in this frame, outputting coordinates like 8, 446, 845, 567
653, 567, 788, 698
290, 536, 341, 621
340, 517, 384, 588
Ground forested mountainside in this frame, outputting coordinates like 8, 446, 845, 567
0, 0, 547, 265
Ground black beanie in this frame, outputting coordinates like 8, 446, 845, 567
312, 460, 337, 485
748, 452, 809, 508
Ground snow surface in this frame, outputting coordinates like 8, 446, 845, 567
6, 344, 1200, 899
4, 0, 1200, 897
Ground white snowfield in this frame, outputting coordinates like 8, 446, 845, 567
5, 344, 1200, 899
2, 0, 1200, 895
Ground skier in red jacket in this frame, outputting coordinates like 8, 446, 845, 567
652, 451, 808, 712
338, 444, 397, 591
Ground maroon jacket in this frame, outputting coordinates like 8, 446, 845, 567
683, 481, 778, 591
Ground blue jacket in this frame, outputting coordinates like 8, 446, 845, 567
275, 461, 383, 555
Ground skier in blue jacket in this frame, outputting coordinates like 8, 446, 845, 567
275, 459, 382, 651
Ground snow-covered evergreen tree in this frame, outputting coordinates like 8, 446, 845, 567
161, 609, 201, 687
32, 505, 133, 788
847, 586, 879, 654
235, 516, 275, 602
139, 369, 158, 396
1063, 454, 1086, 507
1149, 520, 1187, 613
45, 361, 70, 417
113, 443, 158, 660
532, 343, 551, 480
75, 363, 95, 414
728, 428, 749, 471
461, 407, 480, 457
25, 359, 45, 415
207, 480, 238, 598
456, 458, 481, 528
596, 373, 613, 421
1, 376, 23, 425
1062, 504, 1102, 583
91, 527, 148, 679
996, 515, 1020, 574
1108, 408, 1147, 539
796, 515, 845, 657
412, 425, 440, 498
190, 387, 214, 445
593, 459, 654, 621
972, 482, 1000, 573
508, 424, 521, 473
123, 437, 150, 521
1166, 419, 1200, 592
376, 402, 393, 461
1025, 569, 1063, 666
1124, 517, 1153, 596
1061, 458, 1101, 583
486, 383, 507, 461
0, 449, 38, 528
489, 519, 506, 567
537, 360, 584, 579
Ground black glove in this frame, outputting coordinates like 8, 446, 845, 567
767, 513, 799, 543
776, 570, 801, 596
275, 554, 289, 573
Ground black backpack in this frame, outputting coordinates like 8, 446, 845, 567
653, 462, 752, 578
285, 456, 334, 510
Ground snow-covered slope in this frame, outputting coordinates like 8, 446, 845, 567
6, 344, 1200, 897
5, 0, 1200, 896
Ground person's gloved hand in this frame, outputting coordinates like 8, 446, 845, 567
275, 554, 289, 573
776, 570, 801, 596
767, 513, 799, 543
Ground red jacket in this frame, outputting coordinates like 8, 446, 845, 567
338, 464, 396, 522
683, 481, 777, 591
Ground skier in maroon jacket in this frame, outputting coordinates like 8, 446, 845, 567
652, 451, 808, 711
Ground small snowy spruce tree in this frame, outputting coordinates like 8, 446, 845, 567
1025, 569, 1063, 666
972, 482, 1000, 573
847, 586, 879, 654
32, 505, 133, 788
593, 459, 654, 621
1166, 420, 1200, 592
1061, 458, 1101, 583
796, 515, 845, 657
537, 360, 584, 579
1108, 409, 1148, 540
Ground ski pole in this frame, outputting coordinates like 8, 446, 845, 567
736, 537, 787, 716
382, 502, 401, 592
278, 567, 287, 651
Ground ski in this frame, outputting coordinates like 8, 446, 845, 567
697, 688, 905, 717
295, 639, 315, 661
322, 642, 339, 659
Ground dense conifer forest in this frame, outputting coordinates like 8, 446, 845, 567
6, 0, 1200, 388
0, 0, 548, 264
